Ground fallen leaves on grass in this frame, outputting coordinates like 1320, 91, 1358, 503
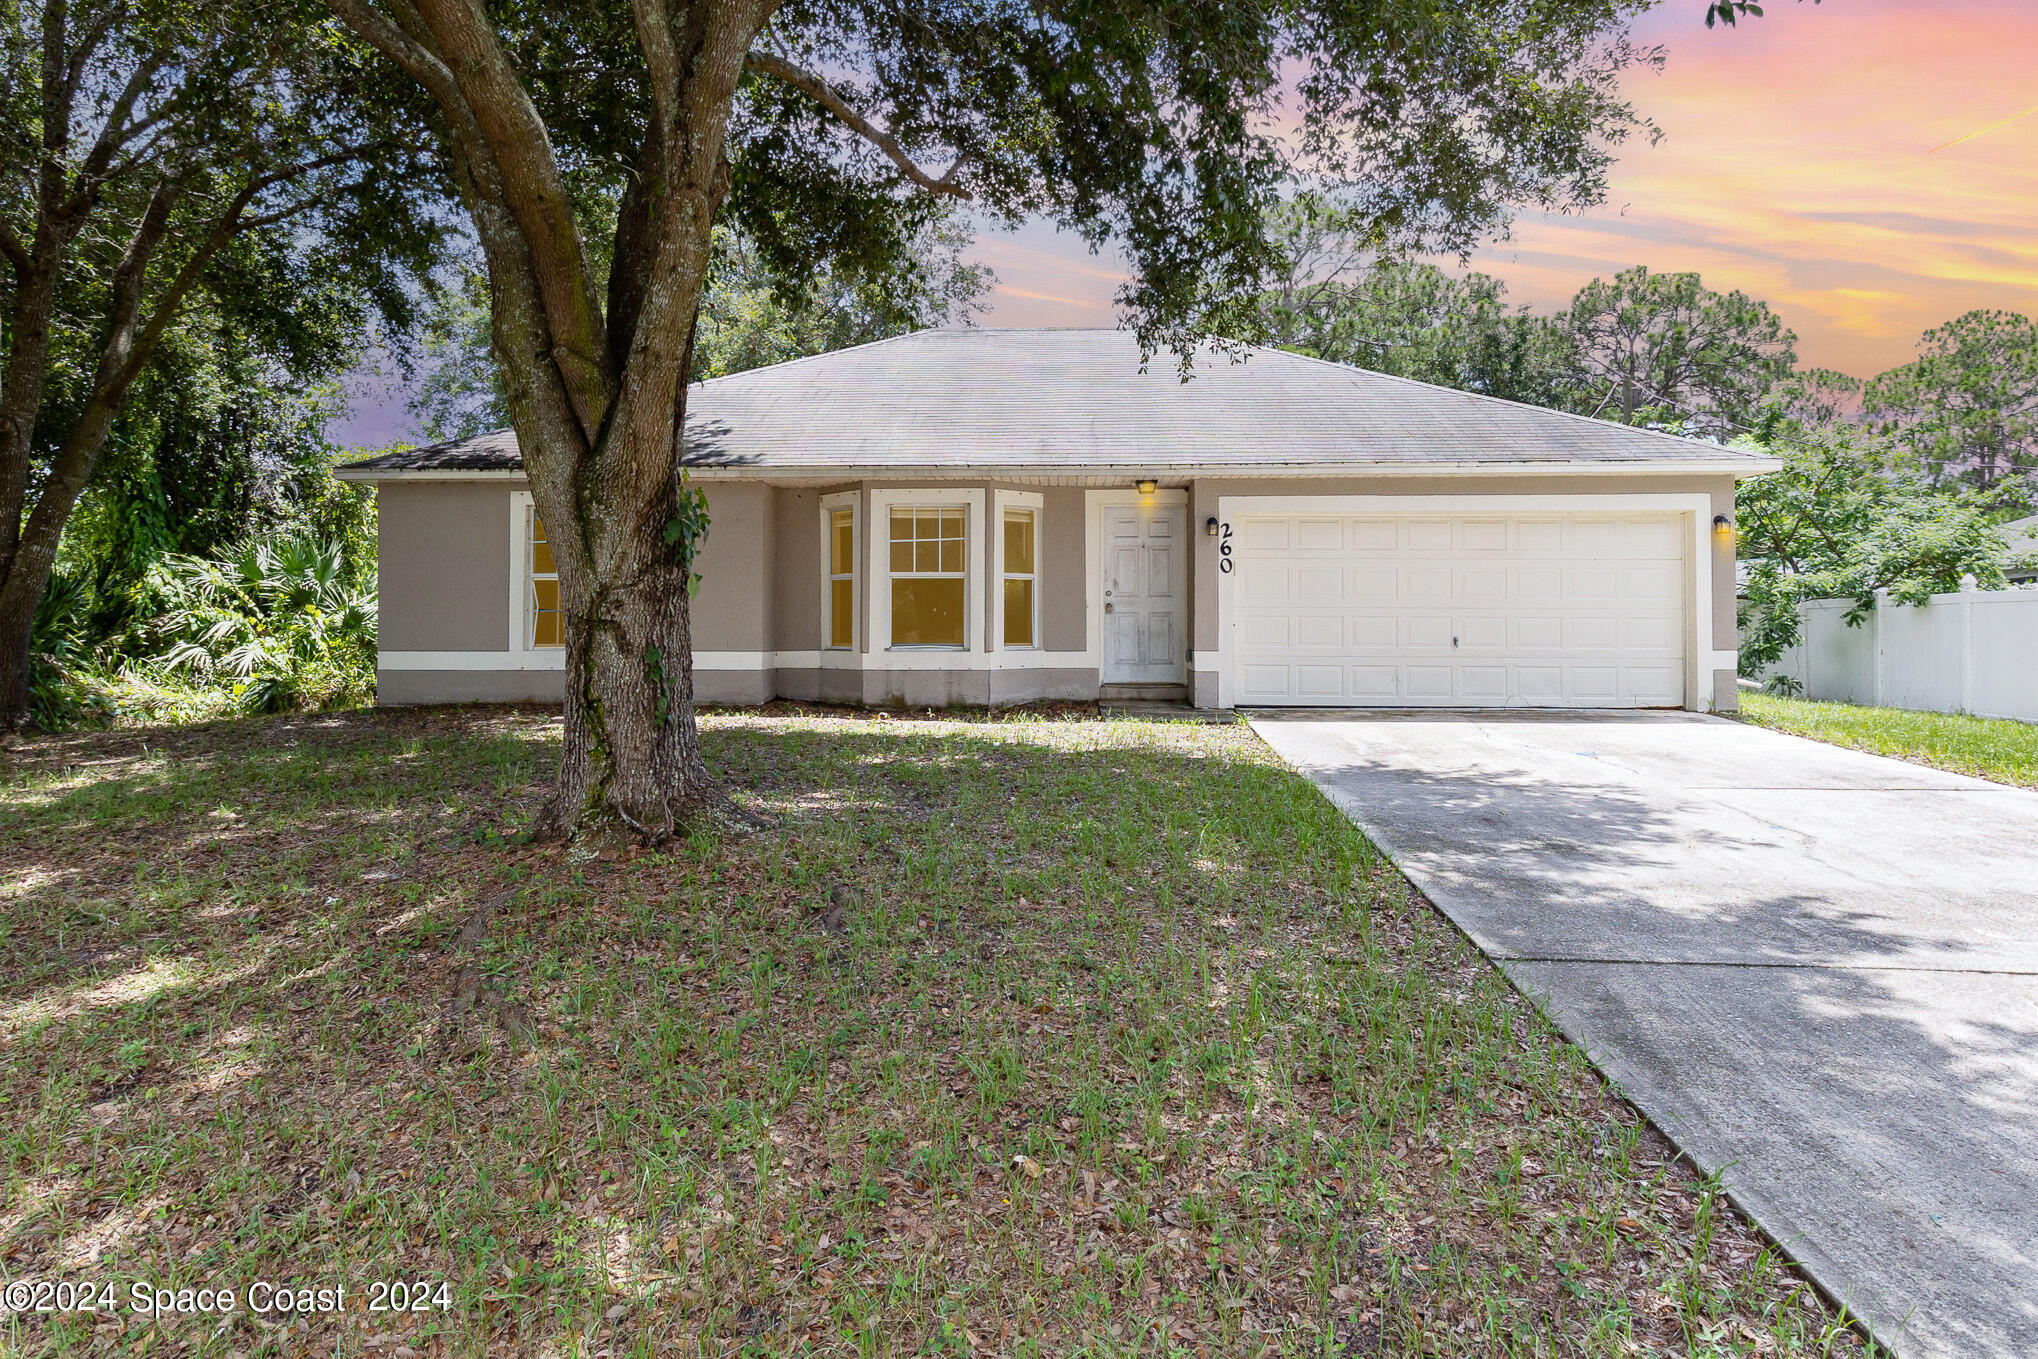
0, 706, 1879, 1357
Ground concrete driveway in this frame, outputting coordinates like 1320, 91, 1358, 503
1248, 711, 2038, 1359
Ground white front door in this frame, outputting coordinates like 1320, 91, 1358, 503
1101, 503, 1187, 684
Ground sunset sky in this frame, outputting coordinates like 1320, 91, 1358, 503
977, 0, 2038, 378
337, 0, 2038, 445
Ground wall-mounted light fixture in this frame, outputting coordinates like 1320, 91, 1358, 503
1205, 516, 1220, 537
1712, 514, 1734, 536
1136, 478, 1158, 495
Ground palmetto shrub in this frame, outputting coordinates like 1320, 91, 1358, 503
134, 532, 377, 714
27, 530, 378, 730
27, 570, 114, 730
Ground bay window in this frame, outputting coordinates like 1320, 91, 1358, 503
528, 508, 563, 648
826, 504, 856, 649
889, 506, 967, 648
1001, 508, 1037, 648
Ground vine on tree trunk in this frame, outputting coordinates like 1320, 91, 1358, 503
662, 483, 712, 599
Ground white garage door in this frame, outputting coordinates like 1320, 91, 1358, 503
1230, 511, 1687, 707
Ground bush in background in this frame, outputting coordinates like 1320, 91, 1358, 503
26, 457, 382, 731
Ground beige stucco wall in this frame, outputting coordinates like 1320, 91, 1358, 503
378, 482, 512, 651
374, 480, 769, 655
691, 482, 770, 652
768, 485, 829, 652
375, 471, 1748, 713
1040, 486, 1088, 651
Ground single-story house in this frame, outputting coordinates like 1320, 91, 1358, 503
338, 328, 1774, 711
2004, 514, 2037, 584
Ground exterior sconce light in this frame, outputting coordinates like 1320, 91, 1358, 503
1205, 516, 1220, 537
1712, 514, 1733, 536
1136, 478, 1158, 495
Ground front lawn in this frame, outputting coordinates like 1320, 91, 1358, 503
1739, 692, 2038, 788
1, 708, 1872, 1356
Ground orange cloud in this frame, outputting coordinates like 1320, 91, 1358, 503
979, 0, 2038, 379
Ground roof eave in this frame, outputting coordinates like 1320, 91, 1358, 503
337, 457, 1780, 484
681, 458, 1781, 480
333, 466, 525, 483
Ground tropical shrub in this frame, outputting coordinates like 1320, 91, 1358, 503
130, 532, 377, 714
22, 527, 377, 731
26, 570, 113, 730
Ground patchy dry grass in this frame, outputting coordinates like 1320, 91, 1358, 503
0, 707, 1876, 1357
1739, 692, 2038, 789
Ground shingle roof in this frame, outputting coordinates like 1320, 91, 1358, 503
340, 328, 1773, 477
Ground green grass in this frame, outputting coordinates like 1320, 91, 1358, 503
0, 706, 1877, 1356
1740, 692, 2038, 788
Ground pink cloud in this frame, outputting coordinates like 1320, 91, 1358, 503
980, 0, 2038, 378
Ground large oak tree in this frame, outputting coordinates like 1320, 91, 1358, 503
0, 0, 440, 730
324, 0, 1660, 840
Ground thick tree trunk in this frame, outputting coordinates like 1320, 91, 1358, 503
535, 469, 716, 841
0, 592, 34, 733
325, 0, 777, 840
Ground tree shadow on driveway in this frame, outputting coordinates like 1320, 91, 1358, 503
1252, 709, 2038, 1358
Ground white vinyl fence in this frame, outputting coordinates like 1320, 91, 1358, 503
1760, 585, 2038, 722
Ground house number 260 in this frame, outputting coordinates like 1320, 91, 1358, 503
1217, 522, 1236, 573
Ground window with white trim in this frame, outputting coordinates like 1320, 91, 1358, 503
888, 506, 967, 648
527, 507, 563, 648
825, 504, 856, 649
1001, 507, 1037, 648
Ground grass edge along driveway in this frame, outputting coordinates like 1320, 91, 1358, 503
1738, 691, 2038, 789
0, 707, 1878, 1356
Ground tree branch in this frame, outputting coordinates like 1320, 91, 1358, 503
0, 223, 26, 276
325, 0, 466, 111
55, 47, 178, 218
630, 0, 683, 138
745, 50, 971, 200
399, 0, 615, 435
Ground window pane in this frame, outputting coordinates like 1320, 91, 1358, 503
892, 578, 966, 647
830, 578, 853, 648
939, 538, 962, 573
531, 514, 556, 577
1004, 511, 1034, 574
831, 510, 853, 575
1003, 578, 1034, 648
890, 538, 913, 572
916, 510, 939, 541
940, 508, 963, 538
531, 578, 563, 647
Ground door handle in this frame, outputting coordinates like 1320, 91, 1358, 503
1105, 602, 1114, 613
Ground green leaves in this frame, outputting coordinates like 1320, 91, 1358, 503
107, 527, 380, 715
1864, 309, 2038, 492
662, 482, 712, 598
1703, 1, 1820, 32
1254, 203, 1584, 408
1734, 427, 2021, 674
1562, 266, 1797, 438
1255, 237, 1797, 432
